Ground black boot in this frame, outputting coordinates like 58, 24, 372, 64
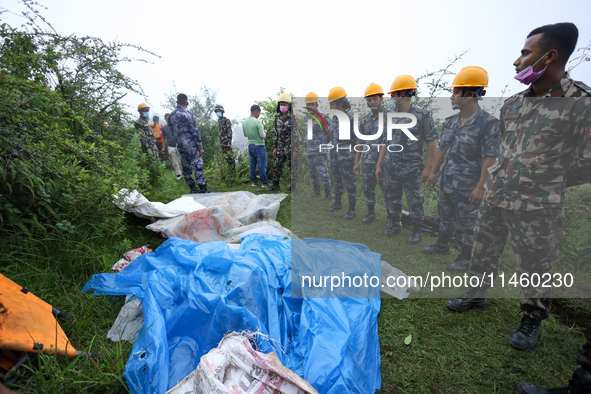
343, 199, 356, 220
189, 186, 199, 194
446, 286, 487, 312
508, 314, 543, 351
421, 232, 452, 254
447, 243, 472, 272
308, 183, 321, 198
267, 181, 280, 192
406, 220, 422, 244
361, 205, 375, 224
322, 187, 332, 203
517, 382, 569, 394
198, 183, 211, 193
327, 195, 342, 211
383, 213, 401, 237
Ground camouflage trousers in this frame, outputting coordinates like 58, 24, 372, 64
384, 168, 424, 224
273, 148, 298, 183
331, 157, 357, 201
469, 201, 563, 319
141, 139, 159, 161
179, 148, 206, 189
221, 145, 235, 171
438, 189, 478, 246
307, 154, 331, 189
570, 323, 591, 392
361, 162, 385, 206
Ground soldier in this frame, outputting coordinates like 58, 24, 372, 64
375, 76, 438, 244
326, 87, 357, 220
170, 93, 211, 194
422, 67, 500, 271
447, 23, 591, 352
353, 83, 388, 225
134, 103, 158, 161
303, 92, 331, 202
268, 93, 299, 193
215, 104, 235, 171
518, 322, 591, 394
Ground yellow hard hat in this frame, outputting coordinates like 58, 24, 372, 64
388, 75, 417, 94
364, 83, 384, 98
449, 66, 489, 88
305, 92, 319, 103
278, 93, 292, 103
328, 87, 347, 102
138, 103, 150, 110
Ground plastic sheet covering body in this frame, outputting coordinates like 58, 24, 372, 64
82, 235, 381, 394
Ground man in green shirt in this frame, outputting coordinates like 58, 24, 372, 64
242, 105, 269, 186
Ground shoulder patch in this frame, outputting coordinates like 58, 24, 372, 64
574, 80, 591, 96
587, 124, 591, 139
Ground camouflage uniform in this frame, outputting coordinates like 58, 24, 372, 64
272, 111, 299, 183
330, 112, 357, 201
358, 108, 388, 205
437, 106, 500, 246
169, 106, 206, 190
383, 105, 438, 225
134, 117, 158, 160
304, 112, 331, 190
469, 73, 591, 319
218, 115, 235, 170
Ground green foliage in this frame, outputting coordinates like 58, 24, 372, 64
0, 2, 160, 238
559, 185, 591, 270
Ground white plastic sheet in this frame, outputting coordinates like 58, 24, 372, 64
183, 191, 287, 225
107, 295, 144, 342
113, 189, 205, 219
166, 333, 319, 394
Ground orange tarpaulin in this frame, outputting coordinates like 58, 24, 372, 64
0, 274, 77, 358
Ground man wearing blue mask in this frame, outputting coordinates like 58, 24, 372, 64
134, 103, 158, 161
447, 23, 591, 358
375, 76, 438, 244
215, 104, 235, 171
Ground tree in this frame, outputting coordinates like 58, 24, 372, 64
0, 0, 158, 232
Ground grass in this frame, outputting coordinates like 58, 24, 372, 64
292, 175, 588, 393
1, 162, 588, 393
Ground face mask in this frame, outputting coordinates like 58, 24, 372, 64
280, 106, 289, 113
216, 112, 222, 118
142, 112, 150, 118
514, 51, 551, 85
388, 100, 398, 111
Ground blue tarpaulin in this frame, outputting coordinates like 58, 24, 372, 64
82, 235, 381, 394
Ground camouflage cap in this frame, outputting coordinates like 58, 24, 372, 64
214, 104, 225, 112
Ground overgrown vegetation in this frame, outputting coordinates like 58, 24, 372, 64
1, 1, 591, 393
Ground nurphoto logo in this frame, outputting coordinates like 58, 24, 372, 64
304, 107, 419, 153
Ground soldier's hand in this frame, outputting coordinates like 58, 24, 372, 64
469, 185, 485, 207
420, 168, 431, 183
375, 167, 382, 181
200, 150, 204, 155
273, 149, 277, 158
227, 144, 231, 148
428, 172, 436, 187
353, 163, 360, 175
